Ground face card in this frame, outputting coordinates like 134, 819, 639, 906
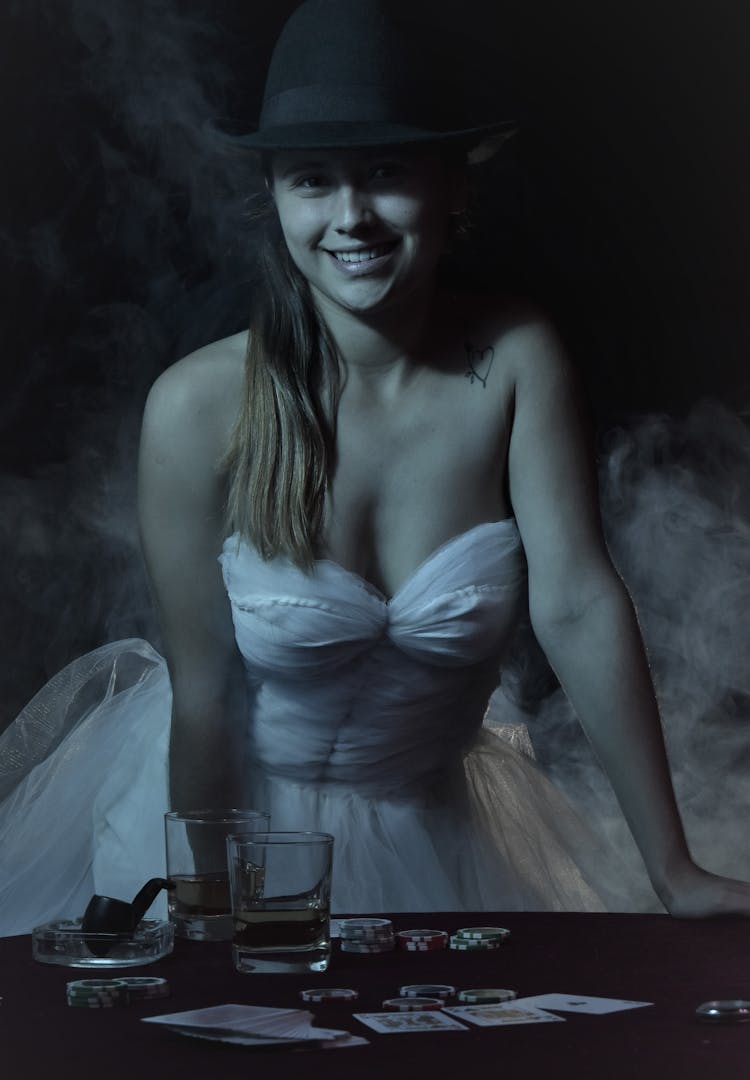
514, 994, 653, 1015
353, 1011, 469, 1034
442, 1004, 565, 1027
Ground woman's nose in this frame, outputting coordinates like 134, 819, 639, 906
332, 184, 373, 232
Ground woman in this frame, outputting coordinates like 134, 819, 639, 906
1, 0, 748, 931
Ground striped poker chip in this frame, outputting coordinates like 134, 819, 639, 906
67, 999, 119, 1009
339, 918, 393, 933
401, 938, 448, 952
66, 978, 129, 1006
449, 937, 502, 951
340, 932, 394, 943
66, 990, 124, 1000
341, 939, 395, 953
67, 988, 124, 998
399, 984, 456, 999
341, 936, 394, 946
300, 987, 359, 1003
116, 977, 170, 1001
341, 924, 397, 941
341, 924, 393, 933
457, 988, 518, 1004
382, 997, 444, 1011
454, 926, 510, 942
396, 929, 448, 944
67, 978, 128, 992
66, 992, 125, 1005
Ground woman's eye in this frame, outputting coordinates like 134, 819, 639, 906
294, 175, 327, 190
371, 164, 402, 180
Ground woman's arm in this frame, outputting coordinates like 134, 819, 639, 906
138, 342, 248, 811
506, 316, 750, 917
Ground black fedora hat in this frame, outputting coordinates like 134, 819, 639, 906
233, 0, 518, 163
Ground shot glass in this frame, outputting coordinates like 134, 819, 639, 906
164, 809, 270, 940
227, 831, 334, 973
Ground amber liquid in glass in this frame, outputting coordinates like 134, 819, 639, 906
168, 874, 232, 939
232, 906, 330, 973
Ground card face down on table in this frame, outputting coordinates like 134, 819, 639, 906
513, 994, 653, 1015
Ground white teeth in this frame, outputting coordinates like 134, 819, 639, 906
333, 244, 393, 263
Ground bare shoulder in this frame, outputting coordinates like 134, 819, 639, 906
467, 293, 572, 385
142, 331, 248, 466
144, 331, 247, 438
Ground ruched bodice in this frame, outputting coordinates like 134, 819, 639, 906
0, 517, 618, 933
219, 520, 527, 796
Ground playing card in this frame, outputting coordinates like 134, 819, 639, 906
513, 994, 653, 1015
442, 1004, 565, 1027
353, 1011, 469, 1034
142, 1003, 353, 1045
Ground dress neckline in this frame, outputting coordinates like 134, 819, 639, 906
315, 518, 520, 605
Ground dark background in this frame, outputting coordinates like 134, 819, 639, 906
1, 0, 749, 734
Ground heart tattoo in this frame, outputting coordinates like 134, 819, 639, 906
464, 341, 495, 388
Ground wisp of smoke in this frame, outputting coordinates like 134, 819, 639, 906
493, 400, 750, 908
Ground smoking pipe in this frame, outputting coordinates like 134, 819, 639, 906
81, 877, 174, 955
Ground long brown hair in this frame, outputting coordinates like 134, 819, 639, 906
223, 146, 477, 568
223, 204, 341, 570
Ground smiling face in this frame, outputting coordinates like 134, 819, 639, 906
269, 147, 466, 319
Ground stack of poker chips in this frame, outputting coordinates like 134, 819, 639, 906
400, 983, 456, 1000
449, 926, 511, 951
66, 979, 130, 1008
299, 987, 359, 1003
384, 985, 516, 1009
396, 928, 449, 952
298, 982, 518, 1010
382, 996, 444, 1011
456, 988, 517, 1003
382, 984, 455, 1011
338, 917, 395, 953
115, 976, 171, 1002
66, 976, 170, 1008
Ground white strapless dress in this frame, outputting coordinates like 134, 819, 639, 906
0, 520, 622, 935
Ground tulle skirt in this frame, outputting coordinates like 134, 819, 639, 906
0, 638, 638, 936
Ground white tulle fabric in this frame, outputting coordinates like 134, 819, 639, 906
0, 520, 614, 936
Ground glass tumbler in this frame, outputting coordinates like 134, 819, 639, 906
227, 831, 334, 973
164, 809, 270, 940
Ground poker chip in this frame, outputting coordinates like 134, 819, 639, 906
398, 930, 448, 952
399, 984, 456, 999
454, 926, 511, 942
696, 1000, 750, 1024
340, 939, 395, 953
67, 987, 125, 999
396, 929, 448, 944
339, 918, 393, 935
66, 978, 129, 1007
402, 941, 449, 950
341, 925, 394, 937
66, 999, 120, 1009
338, 917, 395, 953
449, 938, 503, 951
382, 997, 444, 1011
300, 987, 359, 1003
67, 978, 128, 991
116, 977, 170, 1001
343, 933, 397, 941
457, 988, 517, 1004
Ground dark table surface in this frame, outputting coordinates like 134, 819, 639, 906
4, 912, 749, 1079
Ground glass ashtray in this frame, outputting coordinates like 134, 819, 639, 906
32, 918, 174, 968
